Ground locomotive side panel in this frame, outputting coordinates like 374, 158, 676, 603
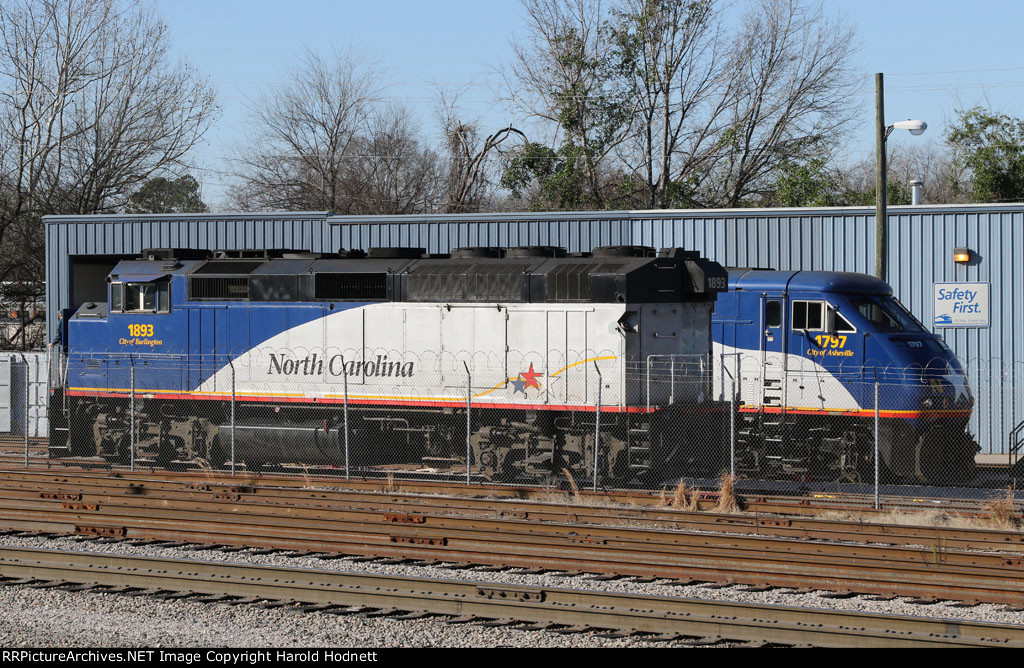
53, 245, 733, 483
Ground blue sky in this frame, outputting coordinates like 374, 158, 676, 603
156, 0, 1024, 209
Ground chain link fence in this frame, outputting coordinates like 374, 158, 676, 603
0, 353, 49, 467
35, 350, 1024, 503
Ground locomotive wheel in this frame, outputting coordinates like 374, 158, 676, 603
915, 428, 978, 485
207, 434, 228, 469
833, 429, 888, 485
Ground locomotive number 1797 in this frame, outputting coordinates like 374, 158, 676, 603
813, 334, 846, 349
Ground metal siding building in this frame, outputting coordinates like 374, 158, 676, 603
44, 204, 1024, 453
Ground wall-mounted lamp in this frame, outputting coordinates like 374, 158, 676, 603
953, 247, 971, 264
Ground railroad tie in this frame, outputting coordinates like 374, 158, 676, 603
320, 606, 381, 617
389, 612, 437, 620
700, 582, 734, 589
359, 608, 404, 618
550, 626, 602, 635
27, 581, 71, 590
289, 603, 343, 614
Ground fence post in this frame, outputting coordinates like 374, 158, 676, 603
20, 354, 29, 467
729, 371, 736, 478
464, 361, 471, 486
669, 357, 675, 405
229, 358, 236, 476
129, 356, 135, 473
874, 376, 880, 511
593, 360, 602, 492
341, 355, 349, 480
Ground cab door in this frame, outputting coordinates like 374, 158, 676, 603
760, 294, 786, 409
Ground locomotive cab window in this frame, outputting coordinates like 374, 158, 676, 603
765, 301, 782, 327
791, 300, 824, 331
110, 281, 170, 314
833, 310, 855, 333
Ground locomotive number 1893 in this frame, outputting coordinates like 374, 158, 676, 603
128, 323, 154, 337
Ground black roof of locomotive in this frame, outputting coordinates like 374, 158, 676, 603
112, 246, 727, 304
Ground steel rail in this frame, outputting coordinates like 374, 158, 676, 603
0, 462, 1014, 517
0, 490, 1022, 605
0, 545, 1020, 648
1, 469, 1020, 554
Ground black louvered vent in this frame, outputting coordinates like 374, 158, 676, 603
407, 262, 529, 301
188, 260, 262, 301
189, 276, 249, 300
548, 263, 624, 301
314, 273, 388, 300
194, 261, 263, 274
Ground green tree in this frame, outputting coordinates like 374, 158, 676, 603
503, 0, 633, 210
834, 181, 910, 207
771, 158, 837, 207
945, 107, 1024, 202
127, 175, 209, 214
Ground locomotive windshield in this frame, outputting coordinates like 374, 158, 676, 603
848, 296, 924, 333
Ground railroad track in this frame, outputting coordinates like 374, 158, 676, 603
0, 461, 1019, 518
0, 544, 1021, 648
0, 469, 1021, 552
0, 470, 1022, 606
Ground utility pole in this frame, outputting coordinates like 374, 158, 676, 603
875, 73, 887, 282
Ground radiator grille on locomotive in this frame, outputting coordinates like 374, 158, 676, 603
314, 273, 388, 300
188, 260, 263, 301
407, 262, 530, 302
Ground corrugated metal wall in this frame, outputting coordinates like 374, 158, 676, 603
0, 353, 48, 438
45, 204, 1024, 453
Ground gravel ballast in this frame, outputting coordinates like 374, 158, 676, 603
0, 533, 1021, 647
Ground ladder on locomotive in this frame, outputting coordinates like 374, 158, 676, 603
757, 358, 797, 469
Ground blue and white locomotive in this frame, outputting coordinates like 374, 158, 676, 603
710, 269, 976, 483
48, 246, 977, 485
49, 245, 728, 483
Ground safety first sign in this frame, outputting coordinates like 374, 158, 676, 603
933, 282, 989, 328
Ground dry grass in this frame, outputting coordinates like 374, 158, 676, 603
982, 486, 1020, 530
714, 472, 741, 513
815, 505, 1023, 532
190, 457, 215, 483
562, 468, 581, 503
384, 472, 396, 493
670, 481, 699, 511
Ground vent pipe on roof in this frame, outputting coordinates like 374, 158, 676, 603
909, 178, 923, 205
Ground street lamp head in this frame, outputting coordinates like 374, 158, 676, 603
891, 119, 927, 136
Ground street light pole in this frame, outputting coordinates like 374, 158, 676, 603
874, 73, 927, 282
875, 73, 887, 281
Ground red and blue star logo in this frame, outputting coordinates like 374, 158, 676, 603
511, 363, 542, 396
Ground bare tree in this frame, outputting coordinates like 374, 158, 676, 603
500, 0, 858, 211
438, 91, 526, 213
834, 143, 966, 206
0, 0, 216, 348
344, 106, 441, 215
231, 47, 380, 212
708, 0, 858, 207
232, 48, 442, 215
611, 0, 732, 208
